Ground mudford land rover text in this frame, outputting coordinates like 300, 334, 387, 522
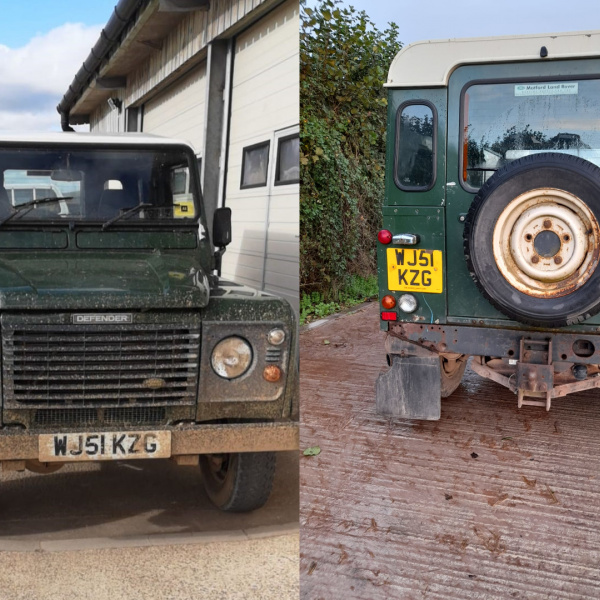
0, 133, 298, 512
376, 31, 600, 419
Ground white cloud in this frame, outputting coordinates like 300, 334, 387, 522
0, 23, 102, 132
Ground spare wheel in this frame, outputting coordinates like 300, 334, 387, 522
464, 153, 600, 327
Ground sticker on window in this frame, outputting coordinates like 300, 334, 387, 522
515, 82, 578, 97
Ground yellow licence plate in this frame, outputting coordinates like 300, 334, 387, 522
386, 248, 443, 293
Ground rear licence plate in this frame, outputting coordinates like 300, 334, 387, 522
386, 248, 443, 293
39, 431, 172, 462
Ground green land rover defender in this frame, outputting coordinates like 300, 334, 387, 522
376, 31, 600, 419
0, 133, 298, 512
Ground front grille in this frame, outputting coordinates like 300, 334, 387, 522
104, 406, 166, 425
265, 348, 282, 363
33, 406, 167, 428
34, 408, 97, 427
3, 325, 201, 408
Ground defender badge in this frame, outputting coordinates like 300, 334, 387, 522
72, 314, 133, 324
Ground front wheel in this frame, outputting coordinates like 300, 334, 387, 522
200, 451, 276, 512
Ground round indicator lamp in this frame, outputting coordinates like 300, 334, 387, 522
267, 328, 286, 345
263, 365, 282, 382
381, 295, 396, 309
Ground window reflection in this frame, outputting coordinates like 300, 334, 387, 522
463, 79, 600, 188
396, 104, 434, 189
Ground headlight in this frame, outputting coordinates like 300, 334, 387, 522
211, 336, 253, 379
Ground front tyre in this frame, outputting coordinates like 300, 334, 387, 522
200, 451, 276, 512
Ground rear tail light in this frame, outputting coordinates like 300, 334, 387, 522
381, 311, 397, 321
381, 295, 396, 309
378, 229, 392, 244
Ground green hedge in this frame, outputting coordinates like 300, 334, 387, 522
300, 0, 401, 299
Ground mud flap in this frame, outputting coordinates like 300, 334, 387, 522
376, 352, 441, 420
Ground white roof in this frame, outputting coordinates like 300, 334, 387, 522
0, 132, 194, 148
387, 30, 600, 88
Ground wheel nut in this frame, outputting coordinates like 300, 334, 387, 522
554, 256, 563, 265
532, 255, 540, 264
543, 219, 552, 229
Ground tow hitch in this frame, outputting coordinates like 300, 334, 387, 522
470, 337, 600, 411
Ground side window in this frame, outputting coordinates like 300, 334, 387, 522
395, 102, 436, 191
275, 134, 299, 185
240, 141, 270, 189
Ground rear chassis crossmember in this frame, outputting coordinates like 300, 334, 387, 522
376, 322, 600, 419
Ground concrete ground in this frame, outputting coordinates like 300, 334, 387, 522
0, 534, 299, 600
0, 451, 299, 599
300, 302, 600, 599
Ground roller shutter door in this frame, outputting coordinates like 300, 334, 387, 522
143, 64, 207, 152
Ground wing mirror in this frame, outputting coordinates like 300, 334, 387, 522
213, 207, 232, 248
212, 207, 232, 275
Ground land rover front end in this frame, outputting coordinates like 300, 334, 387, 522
0, 132, 298, 512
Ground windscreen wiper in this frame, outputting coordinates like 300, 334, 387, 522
0, 196, 74, 227
101, 203, 153, 230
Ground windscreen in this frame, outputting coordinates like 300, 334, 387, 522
0, 146, 199, 223
462, 79, 600, 188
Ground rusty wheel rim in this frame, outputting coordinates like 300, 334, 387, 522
492, 188, 600, 298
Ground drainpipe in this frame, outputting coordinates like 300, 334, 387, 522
60, 111, 75, 132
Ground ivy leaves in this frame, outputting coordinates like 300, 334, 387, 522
300, 0, 402, 297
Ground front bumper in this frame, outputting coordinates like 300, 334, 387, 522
0, 421, 299, 463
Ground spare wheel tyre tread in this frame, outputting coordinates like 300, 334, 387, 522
464, 153, 600, 328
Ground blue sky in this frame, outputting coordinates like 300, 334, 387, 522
0, 0, 115, 131
308, 0, 600, 46
0, 1, 114, 48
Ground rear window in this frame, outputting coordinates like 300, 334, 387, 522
462, 78, 600, 189
395, 102, 436, 191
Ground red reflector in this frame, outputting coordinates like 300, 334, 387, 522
378, 229, 392, 244
381, 311, 397, 321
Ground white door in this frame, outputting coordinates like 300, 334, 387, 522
262, 125, 299, 311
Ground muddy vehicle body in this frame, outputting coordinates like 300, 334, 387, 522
376, 31, 600, 419
0, 132, 298, 511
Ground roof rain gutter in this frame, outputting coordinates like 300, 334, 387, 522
57, 0, 146, 131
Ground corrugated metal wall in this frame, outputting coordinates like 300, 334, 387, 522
124, 0, 267, 108
90, 90, 125, 132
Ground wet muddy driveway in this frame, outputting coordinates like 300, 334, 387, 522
300, 302, 600, 599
